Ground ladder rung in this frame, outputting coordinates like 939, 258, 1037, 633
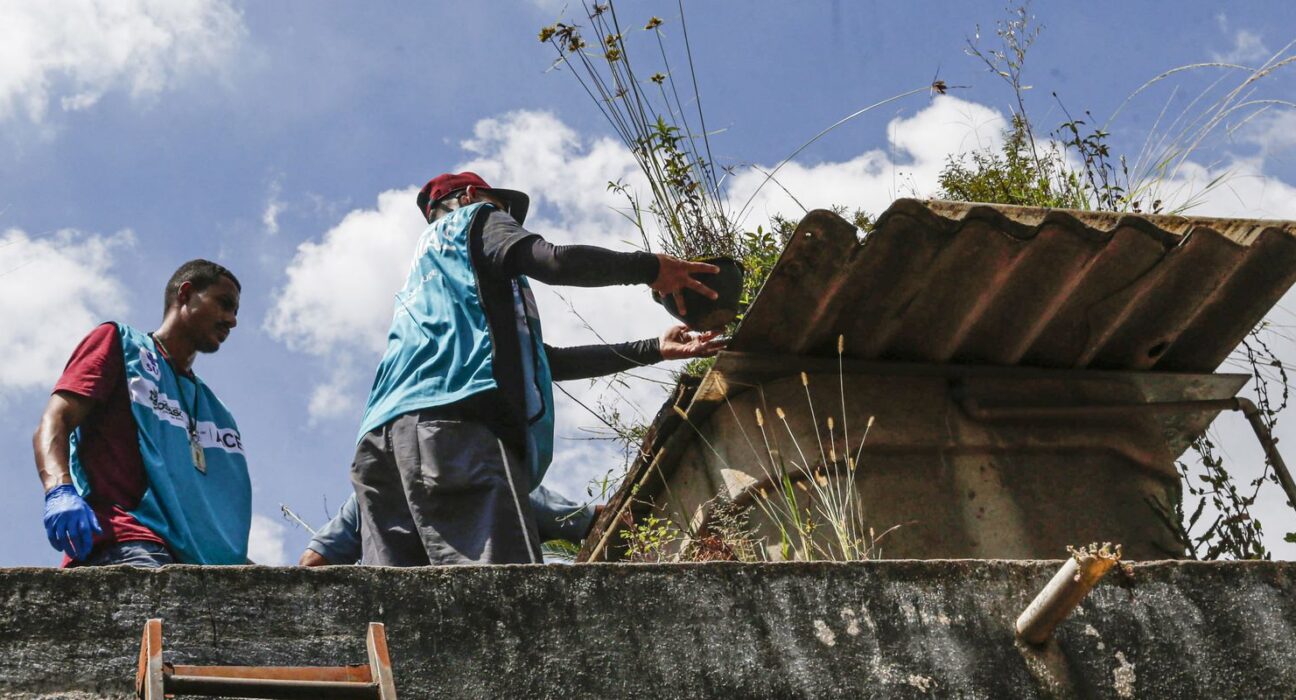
168, 664, 373, 682
136, 619, 397, 699
166, 674, 379, 700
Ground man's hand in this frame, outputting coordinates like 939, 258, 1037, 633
651, 255, 719, 316
660, 324, 727, 360
298, 548, 329, 567
43, 485, 101, 561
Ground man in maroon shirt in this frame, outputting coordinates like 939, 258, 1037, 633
32, 260, 242, 567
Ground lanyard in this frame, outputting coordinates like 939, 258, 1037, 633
150, 333, 206, 473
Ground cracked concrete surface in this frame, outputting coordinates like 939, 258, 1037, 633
1, 560, 1293, 698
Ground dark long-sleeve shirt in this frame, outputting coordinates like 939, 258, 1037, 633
546, 339, 661, 381
507, 237, 660, 287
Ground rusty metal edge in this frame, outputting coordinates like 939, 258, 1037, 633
914, 198, 1296, 243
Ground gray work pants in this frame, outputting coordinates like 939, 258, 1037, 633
350, 412, 542, 566
74, 540, 175, 568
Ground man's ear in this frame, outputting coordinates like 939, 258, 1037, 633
462, 185, 477, 204
175, 280, 195, 307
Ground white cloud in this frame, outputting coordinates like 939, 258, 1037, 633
306, 360, 362, 425
247, 513, 287, 565
1131, 155, 1296, 221
458, 110, 640, 238
726, 94, 1296, 224
1212, 29, 1270, 65
0, 0, 245, 123
262, 177, 285, 235
263, 187, 426, 423
265, 187, 425, 357
0, 227, 132, 397
1238, 110, 1296, 157
727, 95, 1008, 223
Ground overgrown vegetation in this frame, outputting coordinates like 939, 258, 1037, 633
617, 337, 902, 563
619, 512, 682, 562
938, 115, 1087, 208
540, 2, 737, 259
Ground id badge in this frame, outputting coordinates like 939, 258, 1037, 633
190, 434, 207, 474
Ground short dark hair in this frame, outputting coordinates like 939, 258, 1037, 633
427, 189, 466, 222
164, 259, 241, 312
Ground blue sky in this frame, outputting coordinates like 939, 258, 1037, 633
3, 1, 1296, 565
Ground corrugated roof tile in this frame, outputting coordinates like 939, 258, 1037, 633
734, 199, 1296, 372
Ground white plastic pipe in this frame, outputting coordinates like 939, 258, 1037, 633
1016, 549, 1121, 645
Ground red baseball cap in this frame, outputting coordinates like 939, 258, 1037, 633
416, 172, 530, 225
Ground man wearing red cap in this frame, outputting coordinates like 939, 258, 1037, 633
350, 172, 723, 565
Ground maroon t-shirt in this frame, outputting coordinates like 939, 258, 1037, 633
53, 323, 165, 561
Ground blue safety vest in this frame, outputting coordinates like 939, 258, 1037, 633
68, 323, 251, 564
358, 202, 556, 486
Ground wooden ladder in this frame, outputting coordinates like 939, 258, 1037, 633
135, 618, 397, 699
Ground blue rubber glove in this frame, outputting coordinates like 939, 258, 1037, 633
43, 484, 101, 561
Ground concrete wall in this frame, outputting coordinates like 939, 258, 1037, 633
2, 561, 1293, 698
659, 371, 1219, 561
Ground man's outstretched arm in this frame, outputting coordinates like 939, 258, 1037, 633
299, 492, 362, 566
546, 325, 726, 382
483, 211, 719, 308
